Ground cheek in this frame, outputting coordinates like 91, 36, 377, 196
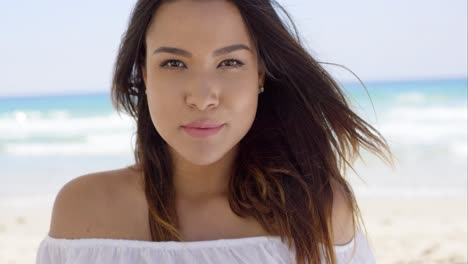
223, 74, 259, 109
145, 73, 181, 112
145, 87, 181, 140
222, 79, 259, 134
226, 88, 258, 114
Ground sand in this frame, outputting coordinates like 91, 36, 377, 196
0, 194, 466, 264
358, 195, 467, 263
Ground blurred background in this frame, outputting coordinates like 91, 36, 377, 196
0, 0, 466, 263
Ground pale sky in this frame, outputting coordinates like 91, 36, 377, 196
0, 0, 466, 97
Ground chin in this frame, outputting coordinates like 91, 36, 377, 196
180, 150, 227, 166
168, 143, 227, 165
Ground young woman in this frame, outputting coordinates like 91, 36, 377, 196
37, 0, 394, 263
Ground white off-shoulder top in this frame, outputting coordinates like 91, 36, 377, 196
36, 226, 376, 263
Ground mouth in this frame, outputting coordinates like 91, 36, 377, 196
181, 124, 225, 138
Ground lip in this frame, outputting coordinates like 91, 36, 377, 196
182, 124, 225, 138
182, 120, 225, 129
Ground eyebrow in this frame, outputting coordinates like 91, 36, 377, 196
152, 44, 252, 58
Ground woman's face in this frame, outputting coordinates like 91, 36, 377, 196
142, 0, 264, 166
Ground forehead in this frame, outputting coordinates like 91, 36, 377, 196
145, 0, 254, 52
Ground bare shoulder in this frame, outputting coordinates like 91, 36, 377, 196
330, 178, 355, 245
48, 165, 148, 239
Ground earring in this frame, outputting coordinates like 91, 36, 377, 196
259, 86, 264, 94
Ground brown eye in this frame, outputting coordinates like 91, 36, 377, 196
160, 59, 186, 69
219, 59, 244, 68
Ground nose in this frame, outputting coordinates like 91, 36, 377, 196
185, 74, 220, 110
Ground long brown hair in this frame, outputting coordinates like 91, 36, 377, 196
111, 0, 395, 263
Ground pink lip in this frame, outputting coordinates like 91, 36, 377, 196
183, 120, 224, 129
182, 124, 224, 138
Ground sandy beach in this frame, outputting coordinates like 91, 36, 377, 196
359, 195, 467, 263
0, 194, 466, 264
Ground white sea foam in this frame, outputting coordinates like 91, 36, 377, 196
0, 111, 136, 155
5, 141, 134, 155
372, 105, 467, 145
0, 112, 134, 138
383, 105, 467, 121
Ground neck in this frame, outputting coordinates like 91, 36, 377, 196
170, 145, 239, 202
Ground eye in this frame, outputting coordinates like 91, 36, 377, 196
160, 59, 186, 70
218, 59, 244, 69
159, 58, 245, 70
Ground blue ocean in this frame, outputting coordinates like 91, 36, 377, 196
0, 79, 466, 203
